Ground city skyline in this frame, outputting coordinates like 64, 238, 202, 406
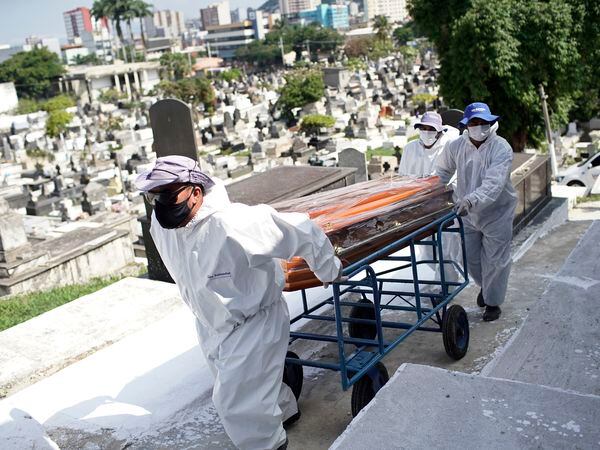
1, 0, 265, 46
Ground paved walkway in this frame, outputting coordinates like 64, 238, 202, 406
333, 221, 600, 449
0, 199, 597, 449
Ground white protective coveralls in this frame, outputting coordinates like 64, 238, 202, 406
398, 126, 461, 289
150, 180, 341, 450
434, 127, 517, 306
398, 126, 460, 177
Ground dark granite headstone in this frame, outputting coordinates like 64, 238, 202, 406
224, 112, 234, 131
149, 99, 198, 160
269, 124, 281, 139
339, 148, 367, 183
143, 99, 201, 283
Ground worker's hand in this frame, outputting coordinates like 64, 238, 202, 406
323, 265, 348, 289
455, 198, 472, 217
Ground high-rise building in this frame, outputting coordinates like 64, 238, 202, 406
153, 10, 186, 37
201, 1, 232, 29
25, 36, 62, 57
300, 4, 349, 29
63, 7, 112, 61
63, 7, 94, 43
204, 11, 275, 59
231, 8, 242, 23
279, 0, 321, 16
364, 0, 408, 23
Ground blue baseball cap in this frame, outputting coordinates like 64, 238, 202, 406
459, 102, 499, 125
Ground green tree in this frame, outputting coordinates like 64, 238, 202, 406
411, 93, 437, 110
564, 0, 600, 121
393, 21, 418, 46
373, 15, 392, 44
92, 0, 150, 62
46, 110, 73, 138
409, 0, 582, 151
277, 69, 324, 116
0, 48, 64, 99
300, 114, 335, 136
159, 53, 191, 80
218, 68, 243, 82
344, 36, 372, 58
73, 53, 101, 65
133, 0, 153, 55
92, 0, 124, 61
17, 99, 42, 114
99, 88, 126, 103
42, 95, 75, 112
236, 23, 344, 65
158, 77, 216, 113
345, 57, 367, 71
236, 41, 281, 65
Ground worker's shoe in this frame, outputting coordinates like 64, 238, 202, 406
477, 290, 486, 307
283, 410, 301, 429
277, 438, 288, 450
483, 305, 501, 322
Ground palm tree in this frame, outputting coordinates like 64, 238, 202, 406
373, 15, 392, 43
133, 0, 153, 57
92, 0, 128, 62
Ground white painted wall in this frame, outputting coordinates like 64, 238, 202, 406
0, 82, 18, 113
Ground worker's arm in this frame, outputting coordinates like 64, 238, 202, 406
230, 205, 342, 283
433, 140, 457, 184
465, 141, 513, 209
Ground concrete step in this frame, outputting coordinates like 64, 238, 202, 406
484, 221, 600, 395
0, 277, 181, 398
331, 363, 600, 450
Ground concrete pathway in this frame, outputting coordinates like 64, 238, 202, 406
332, 221, 600, 449
0, 201, 595, 449
331, 364, 600, 450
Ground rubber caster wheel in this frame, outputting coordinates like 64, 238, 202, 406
442, 304, 469, 360
351, 362, 389, 417
283, 351, 303, 400
348, 298, 377, 342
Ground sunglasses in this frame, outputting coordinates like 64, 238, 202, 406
144, 185, 193, 206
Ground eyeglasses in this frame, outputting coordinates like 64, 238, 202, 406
144, 185, 193, 206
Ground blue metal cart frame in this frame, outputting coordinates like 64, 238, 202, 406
285, 212, 470, 412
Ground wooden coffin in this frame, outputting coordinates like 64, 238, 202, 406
272, 176, 454, 291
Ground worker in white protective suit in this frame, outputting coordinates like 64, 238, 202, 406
435, 102, 517, 322
398, 111, 460, 177
135, 155, 344, 450
399, 111, 461, 294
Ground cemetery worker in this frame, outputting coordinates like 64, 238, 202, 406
398, 111, 461, 290
434, 102, 517, 322
398, 111, 459, 177
136, 155, 344, 450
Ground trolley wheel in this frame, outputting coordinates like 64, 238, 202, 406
283, 351, 303, 400
442, 304, 469, 360
351, 362, 389, 417
348, 298, 377, 342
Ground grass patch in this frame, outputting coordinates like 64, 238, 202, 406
577, 194, 600, 203
366, 147, 396, 161
0, 267, 147, 332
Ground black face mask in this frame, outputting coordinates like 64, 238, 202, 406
154, 189, 194, 229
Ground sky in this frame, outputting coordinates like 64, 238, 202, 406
0, 0, 264, 45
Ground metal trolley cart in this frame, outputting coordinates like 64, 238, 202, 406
282, 212, 470, 416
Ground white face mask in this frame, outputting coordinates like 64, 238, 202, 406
468, 124, 491, 142
419, 130, 439, 147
